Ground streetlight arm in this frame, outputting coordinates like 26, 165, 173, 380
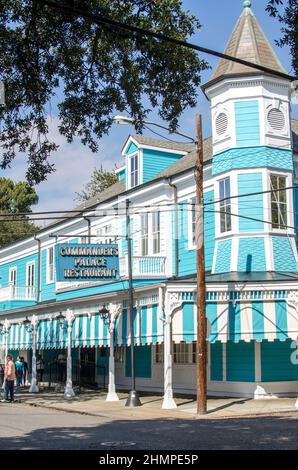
112, 115, 196, 144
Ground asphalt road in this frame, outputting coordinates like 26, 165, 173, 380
0, 403, 298, 450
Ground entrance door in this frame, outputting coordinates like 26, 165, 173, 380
80, 348, 96, 386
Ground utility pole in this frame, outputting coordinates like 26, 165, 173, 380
125, 199, 141, 407
195, 114, 207, 415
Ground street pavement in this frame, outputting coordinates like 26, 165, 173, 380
0, 390, 298, 450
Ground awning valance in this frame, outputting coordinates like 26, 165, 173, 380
3, 299, 298, 350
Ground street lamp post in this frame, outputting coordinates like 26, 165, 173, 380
56, 310, 75, 398
112, 114, 207, 414
23, 315, 39, 393
0, 319, 10, 362
99, 303, 122, 402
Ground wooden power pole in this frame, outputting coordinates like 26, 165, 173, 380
195, 114, 207, 415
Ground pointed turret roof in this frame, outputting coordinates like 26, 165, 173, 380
203, 1, 287, 89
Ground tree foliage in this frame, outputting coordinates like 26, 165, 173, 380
75, 165, 118, 202
266, 0, 298, 75
0, 0, 209, 185
0, 177, 39, 248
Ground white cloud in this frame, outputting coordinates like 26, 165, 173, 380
1, 116, 123, 213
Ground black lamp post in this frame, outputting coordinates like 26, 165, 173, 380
55, 312, 66, 327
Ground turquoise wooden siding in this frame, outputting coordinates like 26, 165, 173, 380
125, 345, 152, 378
237, 238, 266, 272
143, 149, 183, 183
118, 168, 126, 181
210, 342, 223, 381
215, 239, 232, 273
204, 191, 215, 271
235, 100, 260, 146
0, 252, 38, 311
261, 340, 298, 381
272, 237, 297, 272
177, 193, 215, 276
238, 173, 264, 232
40, 248, 56, 302
212, 147, 293, 176
177, 204, 195, 276
294, 187, 298, 250
226, 341, 255, 382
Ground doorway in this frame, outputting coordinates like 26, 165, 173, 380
80, 348, 96, 386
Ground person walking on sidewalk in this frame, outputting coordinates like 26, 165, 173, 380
2, 355, 16, 403
15, 356, 24, 388
21, 357, 28, 386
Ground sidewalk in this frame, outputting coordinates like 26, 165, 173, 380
10, 387, 298, 420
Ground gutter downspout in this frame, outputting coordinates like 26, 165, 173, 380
84, 217, 92, 239
167, 178, 179, 278
34, 235, 41, 304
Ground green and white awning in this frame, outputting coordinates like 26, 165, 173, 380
2, 298, 298, 350
3, 304, 163, 350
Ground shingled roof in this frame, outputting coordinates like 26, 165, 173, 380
203, 2, 288, 90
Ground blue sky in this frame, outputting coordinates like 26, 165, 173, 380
3, 0, 297, 215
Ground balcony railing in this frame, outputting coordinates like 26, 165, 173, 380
0, 285, 36, 302
119, 256, 167, 277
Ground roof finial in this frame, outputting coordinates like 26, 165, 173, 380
243, 0, 251, 8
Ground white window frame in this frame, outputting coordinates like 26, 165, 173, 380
26, 261, 35, 288
188, 196, 196, 250
140, 212, 149, 256
219, 176, 232, 234
269, 173, 289, 232
46, 246, 55, 284
9, 267, 17, 286
130, 152, 139, 188
152, 210, 161, 255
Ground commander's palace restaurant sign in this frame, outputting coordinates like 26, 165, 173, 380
55, 244, 119, 282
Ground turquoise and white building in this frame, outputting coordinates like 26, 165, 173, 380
1, 2, 298, 406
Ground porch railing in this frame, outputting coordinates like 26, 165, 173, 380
0, 285, 36, 302
119, 255, 167, 277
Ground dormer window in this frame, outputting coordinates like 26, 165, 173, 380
130, 153, 139, 188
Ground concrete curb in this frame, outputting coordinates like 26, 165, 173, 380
18, 399, 298, 421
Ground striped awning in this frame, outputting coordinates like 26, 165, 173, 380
4, 304, 163, 350
3, 299, 298, 350
206, 300, 298, 343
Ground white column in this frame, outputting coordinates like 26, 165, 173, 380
29, 315, 39, 393
64, 309, 75, 398
162, 306, 177, 409
106, 303, 121, 402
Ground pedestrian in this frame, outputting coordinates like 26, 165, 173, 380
36, 354, 45, 383
2, 355, 16, 403
21, 357, 28, 386
15, 356, 24, 388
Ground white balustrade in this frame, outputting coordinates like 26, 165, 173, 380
0, 285, 36, 301
119, 256, 167, 277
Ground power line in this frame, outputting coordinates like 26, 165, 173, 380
34, 0, 296, 82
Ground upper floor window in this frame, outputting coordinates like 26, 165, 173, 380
152, 211, 161, 254
47, 247, 54, 283
270, 174, 287, 230
96, 224, 115, 244
26, 262, 35, 287
130, 154, 139, 188
219, 177, 231, 233
9, 267, 17, 286
140, 213, 149, 256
